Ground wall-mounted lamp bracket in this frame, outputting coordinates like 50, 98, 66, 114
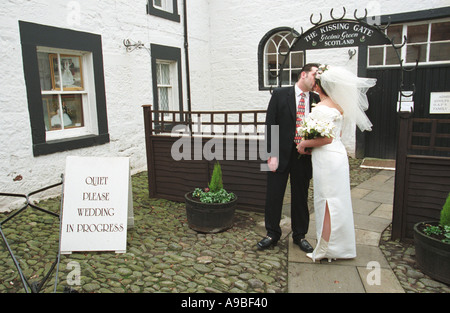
123, 39, 145, 52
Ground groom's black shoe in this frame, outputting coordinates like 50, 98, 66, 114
293, 238, 314, 253
257, 236, 278, 250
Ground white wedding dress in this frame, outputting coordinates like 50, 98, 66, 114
309, 105, 356, 260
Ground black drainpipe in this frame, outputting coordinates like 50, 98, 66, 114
183, 0, 192, 115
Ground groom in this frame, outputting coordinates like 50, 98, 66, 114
258, 63, 320, 252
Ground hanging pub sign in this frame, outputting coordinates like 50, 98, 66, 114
397, 91, 415, 113
292, 20, 390, 51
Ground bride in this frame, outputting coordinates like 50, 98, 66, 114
297, 65, 376, 262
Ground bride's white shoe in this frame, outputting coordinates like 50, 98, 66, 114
306, 238, 336, 262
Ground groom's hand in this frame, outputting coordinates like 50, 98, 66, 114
297, 142, 311, 155
267, 157, 278, 172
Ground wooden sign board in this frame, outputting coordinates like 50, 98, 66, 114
60, 156, 132, 254
293, 20, 390, 51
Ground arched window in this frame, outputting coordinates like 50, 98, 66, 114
258, 27, 304, 90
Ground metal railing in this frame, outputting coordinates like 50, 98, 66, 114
0, 177, 67, 293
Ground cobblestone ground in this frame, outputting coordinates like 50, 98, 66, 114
1, 158, 447, 293
0, 172, 288, 293
379, 225, 450, 293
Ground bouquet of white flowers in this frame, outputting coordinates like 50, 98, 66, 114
297, 116, 335, 140
296, 117, 335, 157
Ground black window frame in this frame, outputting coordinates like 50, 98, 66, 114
151, 44, 183, 112
19, 21, 109, 157
147, 0, 180, 22
150, 44, 184, 131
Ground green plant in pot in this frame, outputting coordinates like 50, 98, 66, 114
414, 192, 450, 285
185, 162, 237, 233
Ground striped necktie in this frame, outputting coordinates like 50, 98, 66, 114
294, 92, 306, 144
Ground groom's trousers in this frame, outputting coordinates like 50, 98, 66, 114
264, 144, 312, 241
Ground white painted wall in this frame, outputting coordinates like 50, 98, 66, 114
0, 0, 190, 210
0, 0, 448, 210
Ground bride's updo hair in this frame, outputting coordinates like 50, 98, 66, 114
315, 78, 328, 96
315, 64, 330, 96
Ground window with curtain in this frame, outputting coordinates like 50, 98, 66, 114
156, 61, 174, 114
151, 44, 182, 121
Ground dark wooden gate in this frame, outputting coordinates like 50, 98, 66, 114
142, 105, 268, 212
366, 65, 450, 159
392, 114, 450, 241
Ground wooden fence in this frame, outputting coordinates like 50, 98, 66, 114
142, 105, 269, 212
392, 113, 450, 241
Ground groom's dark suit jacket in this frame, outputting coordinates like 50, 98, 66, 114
265, 85, 320, 173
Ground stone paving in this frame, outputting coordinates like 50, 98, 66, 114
0, 158, 448, 293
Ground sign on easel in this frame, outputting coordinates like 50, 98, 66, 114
60, 156, 132, 254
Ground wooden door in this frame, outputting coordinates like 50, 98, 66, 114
365, 65, 450, 159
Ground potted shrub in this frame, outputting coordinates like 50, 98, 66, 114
184, 162, 237, 233
414, 193, 450, 285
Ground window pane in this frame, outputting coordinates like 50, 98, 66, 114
157, 63, 170, 85
369, 47, 384, 65
267, 70, 277, 85
162, 64, 170, 84
37, 52, 53, 91
49, 54, 61, 91
42, 95, 61, 131
60, 55, 83, 90
159, 87, 169, 111
279, 38, 290, 54
154, 0, 172, 13
431, 22, 450, 41
281, 69, 290, 86
61, 94, 84, 128
407, 24, 428, 43
387, 25, 403, 44
291, 52, 303, 68
267, 41, 276, 54
291, 70, 300, 84
267, 54, 277, 70
406, 44, 427, 63
386, 46, 399, 65
156, 64, 161, 84
430, 42, 450, 61
271, 34, 283, 47
278, 54, 288, 72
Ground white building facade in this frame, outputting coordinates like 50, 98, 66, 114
1, 0, 449, 210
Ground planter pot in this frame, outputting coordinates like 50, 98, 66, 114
184, 192, 237, 233
414, 221, 450, 285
